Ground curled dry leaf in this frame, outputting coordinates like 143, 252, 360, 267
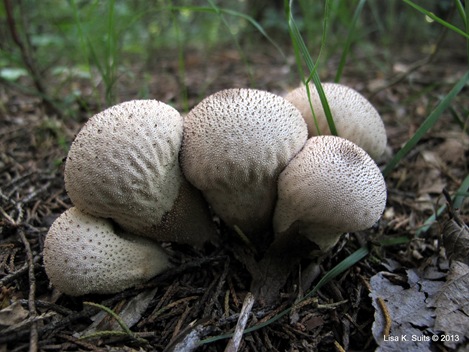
0, 301, 29, 326
442, 210, 469, 266
429, 261, 469, 349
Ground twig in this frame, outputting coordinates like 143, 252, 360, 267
224, 292, 255, 352
0, 305, 97, 344
57, 333, 103, 352
377, 298, 392, 338
3, 0, 62, 117
0, 256, 41, 286
333, 340, 346, 352
19, 299, 74, 316
18, 229, 38, 352
0, 206, 17, 226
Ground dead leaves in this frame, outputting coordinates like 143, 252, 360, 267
430, 261, 469, 349
370, 258, 469, 350
370, 196, 469, 351
442, 208, 469, 265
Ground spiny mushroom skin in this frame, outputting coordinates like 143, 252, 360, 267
273, 135, 387, 253
285, 83, 387, 160
43, 207, 169, 296
64, 100, 216, 246
181, 88, 308, 238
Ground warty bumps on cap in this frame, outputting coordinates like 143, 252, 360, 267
285, 82, 387, 160
273, 135, 387, 254
64, 100, 216, 246
43, 207, 170, 296
181, 88, 308, 237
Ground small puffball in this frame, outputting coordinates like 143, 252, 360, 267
285, 83, 387, 160
43, 207, 169, 296
273, 135, 387, 253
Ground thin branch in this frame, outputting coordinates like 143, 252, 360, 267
18, 229, 38, 352
3, 0, 63, 117
224, 292, 255, 352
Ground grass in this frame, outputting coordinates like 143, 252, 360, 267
1, 0, 468, 347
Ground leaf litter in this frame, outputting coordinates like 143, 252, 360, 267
1, 43, 469, 351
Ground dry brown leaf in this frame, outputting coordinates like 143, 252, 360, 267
370, 268, 443, 352
0, 301, 29, 326
443, 215, 469, 265
429, 261, 469, 349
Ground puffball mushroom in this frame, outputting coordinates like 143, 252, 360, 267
285, 82, 387, 160
273, 135, 387, 254
181, 88, 308, 238
43, 207, 169, 296
64, 100, 216, 247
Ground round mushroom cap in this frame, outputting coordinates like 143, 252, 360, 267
181, 88, 308, 237
273, 135, 387, 253
285, 83, 387, 160
43, 207, 169, 296
64, 100, 189, 241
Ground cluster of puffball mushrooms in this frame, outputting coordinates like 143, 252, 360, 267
43, 83, 387, 296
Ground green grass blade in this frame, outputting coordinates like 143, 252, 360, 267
379, 236, 411, 246
455, 0, 467, 28
465, 0, 469, 65
454, 175, 469, 210
206, 0, 254, 85
382, 70, 469, 177
286, 0, 337, 136
217, 8, 285, 59
105, 0, 117, 105
334, 0, 366, 83
167, 5, 284, 58
402, 0, 469, 39
304, 246, 369, 298
70, 0, 88, 65
170, 8, 189, 112
415, 174, 469, 236
84, 301, 133, 335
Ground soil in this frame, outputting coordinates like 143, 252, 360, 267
0, 39, 468, 352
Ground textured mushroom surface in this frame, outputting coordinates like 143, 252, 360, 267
43, 207, 169, 296
285, 83, 387, 160
64, 100, 215, 245
273, 135, 387, 253
181, 88, 308, 237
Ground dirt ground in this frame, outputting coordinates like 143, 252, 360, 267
0, 39, 468, 351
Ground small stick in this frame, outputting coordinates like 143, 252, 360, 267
18, 229, 38, 352
224, 292, 255, 352
0, 256, 41, 286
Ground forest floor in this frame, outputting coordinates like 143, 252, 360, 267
0, 39, 468, 352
